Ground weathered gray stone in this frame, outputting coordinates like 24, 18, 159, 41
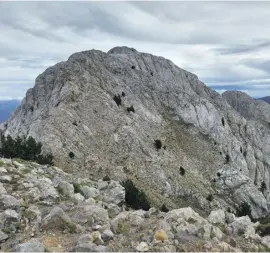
0, 175, 11, 183
80, 186, 100, 199
0, 195, 23, 211
0, 183, 7, 194
73, 242, 107, 252
0, 230, 8, 242
136, 242, 149, 252
101, 229, 114, 242
12, 238, 45, 252
207, 209, 226, 225
57, 181, 74, 197
73, 193, 85, 204
101, 180, 125, 205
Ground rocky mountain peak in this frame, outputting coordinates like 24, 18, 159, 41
1, 47, 270, 221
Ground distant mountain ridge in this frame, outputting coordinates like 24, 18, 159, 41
257, 96, 270, 104
0, 100, 20, 123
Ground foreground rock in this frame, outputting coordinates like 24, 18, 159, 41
0, 158, 268, 252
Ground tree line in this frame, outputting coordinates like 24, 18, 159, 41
0, 134, 53, 165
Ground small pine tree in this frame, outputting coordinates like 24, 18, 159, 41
236, 202, 252, 219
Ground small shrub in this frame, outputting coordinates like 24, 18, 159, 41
113, 94, 122, 106
73, 183, 81, 193
30, 106, 34, 112
256, 223, 270, 236
236, 202, 252, 219
0, 134, 53, 165
217, 172, 221, 177
243, 151, 247, 157
122, 91, 126, 97
103, 175, 111, 181
72, 121, 78, 126
260, 181, 267, 193
69, 152, 75, 159
127, 105, 135, 113
240, 147, 243, 153
221, 117, 225, 126
150, 72, 153, 76
163, 146, 166, 150
180, 166, 185, 176
121, 179, 150, 211
225, 154, 230, 163
131, 65, 135, 69
154, 139, 162, 150
160, 204, 169, 212
206, 194, 214, 202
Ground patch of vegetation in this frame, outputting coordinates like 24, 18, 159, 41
0, 134, 53, 165
0, 160, 5, 166
127, 105, 135, 113
256, 223, 270, 236
72, 121, 78, 126
117, 221, 131, 234
131, 65, 135, 69
260, 181, 267, 193
160, 204, 169, 212
103, 175, 111, 181
206, 194, 214, 202
69, 152, 75, 159
121, 179, 150, 211
179, 166, 185, 176
221, 117, 225, 126
150, 71, 153, 76
217, 172, 221, 177
225, 154, 230, 163
121, 91, 126, 97
240, 146, 243, 153
154, 139, 162, 150
73, 183, 81, 193
236, 202, 252, 219
113, 94, 122, 106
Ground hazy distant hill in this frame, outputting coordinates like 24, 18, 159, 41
257, 96, 270, 104
0, 100, 20, 123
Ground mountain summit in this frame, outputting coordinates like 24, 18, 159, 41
2, 47, 270, 218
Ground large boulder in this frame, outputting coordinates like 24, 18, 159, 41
100, 180, 125, 205
41, 207, 79, 233
0, 195, 23, 211
70, 204, 109, 226
11, 239, 45, 252
165, 207, 214, 240
207, 209, 226, 225
80, 186, 100, 199
0, 229, 8, 242
57, 181, 74, 198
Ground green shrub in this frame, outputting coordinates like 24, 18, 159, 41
121, 179, 150, 211
256, 223, 270, 236
0, 134, 53, 165
206, 194, 214, 202
236, 202, 252, 219
154, 139, 162, 150
160, 204, 169, 212
180, 166, 185, 176
69, 152, 75, 159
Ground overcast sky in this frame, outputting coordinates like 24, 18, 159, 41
0, 1, 270, 100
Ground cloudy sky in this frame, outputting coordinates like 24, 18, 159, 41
0, 1, 270, 100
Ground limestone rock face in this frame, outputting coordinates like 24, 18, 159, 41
2, 46, 270, 218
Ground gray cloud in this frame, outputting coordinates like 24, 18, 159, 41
0, 2, 270, 99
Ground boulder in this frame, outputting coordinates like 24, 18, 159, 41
80, 186, 100, 199
12, 238, 45, 252
228, 215, 254, 235
136, 242, 149, 252
0, 230, 8, 242
101, 180, 125, 205
207, 209, 226, 225
101, 229, 114, 242
41, 207, 79, 233
0, 183, 7, 194
0, 195, 23, 211
0, 175, 12, 183
165, 207, 213, 239
0, 167, 7, 174
73, 242, 107, 252
57, 181, 74, 198
0, 209, 20, 229
70, 204, 109, 226
73, 193, 85, 204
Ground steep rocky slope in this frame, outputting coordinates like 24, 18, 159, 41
1, 47, 270, 219
0, 158, 269, 252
